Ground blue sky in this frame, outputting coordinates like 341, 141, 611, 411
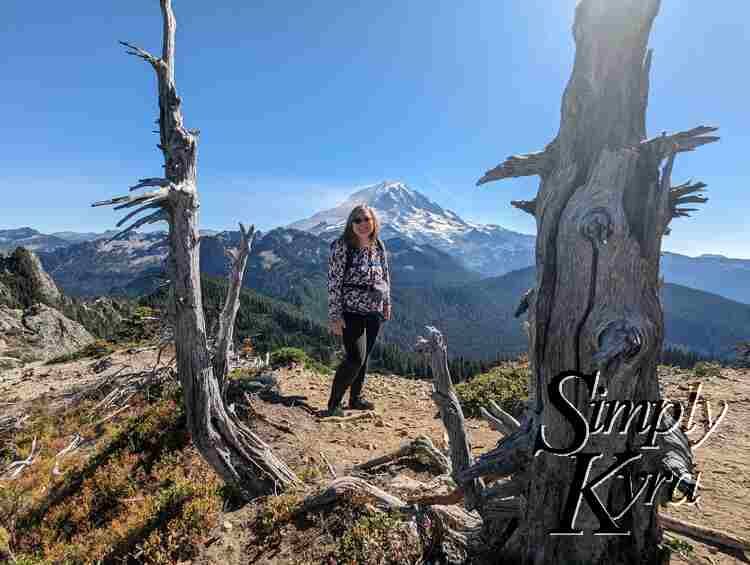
1, 1, 748, 258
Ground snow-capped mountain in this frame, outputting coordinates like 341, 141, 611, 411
287, 180, 536, 277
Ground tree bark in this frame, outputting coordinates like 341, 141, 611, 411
93, 0, 297, 500
477, 1, 718, 563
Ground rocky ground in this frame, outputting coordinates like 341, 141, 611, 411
1, 349, 748, 564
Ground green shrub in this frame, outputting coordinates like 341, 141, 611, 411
663, 535, 694, 557
304, 357, 333, 375
455, 365, 529, 418
336, 510, 421, 565
0, 526, 9, 559
116, 306, 160, 343
270, 347, 308, 368
254, 491, 305, 539
228, 367, 262, 381
693, 361, 723, 380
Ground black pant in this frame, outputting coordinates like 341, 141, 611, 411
328, 312, 381, 409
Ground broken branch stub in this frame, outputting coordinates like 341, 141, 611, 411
416, 326, 483, 511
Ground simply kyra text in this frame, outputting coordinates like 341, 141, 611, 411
534, 370, 728, 536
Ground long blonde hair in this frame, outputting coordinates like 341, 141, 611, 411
341, 205, 381, 248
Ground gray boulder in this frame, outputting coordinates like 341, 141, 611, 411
22, 303, 94, 361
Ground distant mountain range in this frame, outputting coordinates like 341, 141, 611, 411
4, 181, 747, 303
661, 252, 750, 306
2, 181, 748, 360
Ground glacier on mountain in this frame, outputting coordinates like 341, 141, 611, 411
287, 180, 536, 277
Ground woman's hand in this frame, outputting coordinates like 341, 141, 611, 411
329, 319, 345, 336
383, 303, 391, 321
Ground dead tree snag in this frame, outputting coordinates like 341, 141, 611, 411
476, 1, 718, 563
93, 0, 297, 500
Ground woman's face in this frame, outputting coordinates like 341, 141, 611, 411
352, 210, 374, 239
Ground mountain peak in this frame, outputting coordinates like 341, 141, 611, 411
285, 180, 537, 276
338, 180, 452, 221
287, 180, 460, 238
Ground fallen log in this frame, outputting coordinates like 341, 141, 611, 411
298, 476, 406, 513
661, 514, 750, 553
352, 435, 451, 476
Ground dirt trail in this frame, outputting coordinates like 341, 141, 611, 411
268, 365, 750, 565
2, 351, 748, 564
658, 367, 750, 564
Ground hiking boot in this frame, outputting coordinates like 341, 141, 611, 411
349, 397, 375, 410
322, 405, 345, 418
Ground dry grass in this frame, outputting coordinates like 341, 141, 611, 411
0, 382, 224, 564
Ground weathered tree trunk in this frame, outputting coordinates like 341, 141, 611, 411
475, 1, 718, 563
93, 0, 297, 500
214, 223, 256, 398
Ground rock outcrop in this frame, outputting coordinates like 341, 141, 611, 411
0, 247, 94, 366
1, 247, 61, 307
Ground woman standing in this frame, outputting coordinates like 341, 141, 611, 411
325, 204, 391, 417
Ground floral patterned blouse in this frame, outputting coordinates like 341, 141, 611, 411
328, 237, 391, 322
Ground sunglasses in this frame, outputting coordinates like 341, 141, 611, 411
353, 217, 372, 224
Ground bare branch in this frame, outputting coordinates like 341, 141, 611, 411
480, 400, 521, 436
130, 177, 170, 191
642, 125, 719, 160
477, 150, 552, 186
0, 413, 29, 434
91, 188, 168, 210
118, 40, 161, 67
408, 489, 465, 506
116, 201, 166, 228
669, 180, 709, 220
108, 209, 169, 242
52, 433, 84, 476
239, 393, 294, 435
511, 198, 537, 216
318, 411, 377, 425
320, 451, 336, 478
2, 436, 39, 480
